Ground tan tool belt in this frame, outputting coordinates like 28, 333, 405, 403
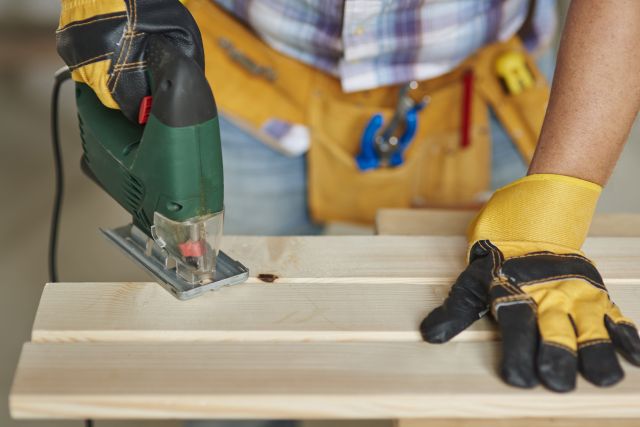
187, 0, 550, 225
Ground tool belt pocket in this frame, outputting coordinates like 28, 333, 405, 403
308, 74, 492, 225
308, 89, 417, 224
307, 37, 547, 225
477, 40, 550, 162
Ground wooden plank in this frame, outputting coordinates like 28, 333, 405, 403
12, 236, 640, 421
11, 341, 640, 420
30, 236, 640, 343
32, 281, 478, 343
396, 419, 640, 427
219, 235, 468, 281
218, 236, 640, 284
376, 210, 476, 236
375, 209, 640, 237
31, 281, 640, 343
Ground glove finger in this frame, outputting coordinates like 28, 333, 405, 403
605, 311, 640, 366
578, 339, 623, 387
495, 301, 538, 388
538, 340, 578, 392
536, 309, 578, 392
419, 292, 486, 344
573, 301, 623, 387
420, 242, 496, 343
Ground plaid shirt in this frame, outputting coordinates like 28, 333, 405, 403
214, 0, 557, 92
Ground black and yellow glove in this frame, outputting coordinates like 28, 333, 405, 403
421, 174, 640, 392
56, 0, 204, 122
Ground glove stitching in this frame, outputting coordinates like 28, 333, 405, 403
577, 338, 612, 349
108, 30, 136, 91
484, 240, 503, 256
106, 0, 133, 88
482, 240, 527, 296
491, 294, 535, 318
479, 240, 503, 277
68, 52, 114, 70
507, 252, 595, 268
109, 0, 137, 93
107, 30, 130, 88
517, 274, 606, 292
495, 275, 523, 295
115, 65, 147, 73
481, 240, 540, 319
56, 13, 127, 33
114, 60, 146, 70
492, 293, 532, 302
477, 241, 495, 270
542, 340, 577, 356
614, 319, 637, 328
483, 240, 505, 268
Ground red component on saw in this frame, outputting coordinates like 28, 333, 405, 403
178, 240, 206, 257
138, 96, 153, 124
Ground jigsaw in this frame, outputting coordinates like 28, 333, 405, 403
74, 35, 248, 299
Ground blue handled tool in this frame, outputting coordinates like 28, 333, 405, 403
356, 82, 428, 171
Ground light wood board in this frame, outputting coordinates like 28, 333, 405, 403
30, 236, 640, 343
30, 281, 640, 343
375, 209, 640, 237
11, 236, 640, 420
218, 236, 639, 284
10, 341, 640, 420
395, 419, 640, 427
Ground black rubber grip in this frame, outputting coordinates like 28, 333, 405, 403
145, 35, 217, 127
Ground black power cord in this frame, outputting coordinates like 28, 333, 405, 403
49, 67, 94, 427
49, 66, 70, 283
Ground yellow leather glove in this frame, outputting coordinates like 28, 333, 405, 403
56, 0, 203, 122
421, 174, 640, 392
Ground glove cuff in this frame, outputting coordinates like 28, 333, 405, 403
467, 174, 601, 251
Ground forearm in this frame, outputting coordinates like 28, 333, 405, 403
528, 0, 640, 185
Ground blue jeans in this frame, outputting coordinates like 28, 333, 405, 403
220, 115, 322, 236
220, 114, 528, 236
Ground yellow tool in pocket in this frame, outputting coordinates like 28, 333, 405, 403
495, 50, 535, 95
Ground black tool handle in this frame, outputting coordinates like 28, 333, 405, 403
145, 35, 217, 127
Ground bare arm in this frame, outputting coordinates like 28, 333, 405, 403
528, 0, 640, 185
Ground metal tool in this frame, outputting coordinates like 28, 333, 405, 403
75, 35, 248, 300
356, 81, 428, 171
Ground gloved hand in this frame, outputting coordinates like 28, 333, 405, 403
56, 0, 204, 122
421, 174, 640, 392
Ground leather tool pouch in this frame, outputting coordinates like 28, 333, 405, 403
188, 0, 549, 225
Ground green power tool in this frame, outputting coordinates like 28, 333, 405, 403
75, 36, 248, 300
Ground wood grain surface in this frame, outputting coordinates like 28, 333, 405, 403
30, 281, 640, 343
395, 419, 640, 427
375, 209, 640, 237
30, 236, 640, 343
217, 236, 639, 283
11, 236, 640, 420
11, 341, 640, 420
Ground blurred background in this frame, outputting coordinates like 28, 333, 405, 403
1, 1, 639, 427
